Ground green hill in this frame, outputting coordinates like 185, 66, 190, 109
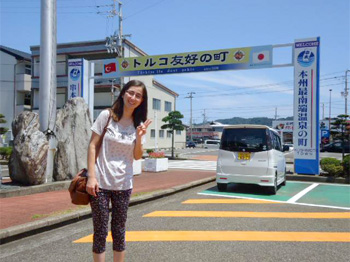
214, 116, 293, 126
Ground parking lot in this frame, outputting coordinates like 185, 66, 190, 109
199, 181, 350, 210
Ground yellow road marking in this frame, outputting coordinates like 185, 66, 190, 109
74, 231, 350, 243
182, 199, 280, 204
143, 211, 350, 219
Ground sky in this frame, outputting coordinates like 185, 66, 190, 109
0, 0, 349, 125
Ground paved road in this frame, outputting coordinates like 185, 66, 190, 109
2, 182, 349, 262
171, 148, 344, 160
168, 160, 295, 173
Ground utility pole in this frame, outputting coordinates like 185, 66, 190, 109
185, 92, 195, 141
274, 107, 278, 120
105, 1, 131, 93
117, 1, 124, 91
342, 70, 350, 115
329, 89, 332, 141
40, 0, 57, 183
202, 109, 207, 124
322, 103, 324, 120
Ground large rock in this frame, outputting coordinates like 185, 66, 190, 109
54, 98, 92, 181
9, 112, 48, 185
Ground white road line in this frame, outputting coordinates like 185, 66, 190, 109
287, 183, 319, 203
168, 160, 217, 171
181, 149, 218, 155
198, 192, 350, 210
287, 180, 350, 187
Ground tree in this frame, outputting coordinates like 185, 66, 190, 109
0, 113, 9, 136
330, 114, 350, 174
161, 111, 184, 158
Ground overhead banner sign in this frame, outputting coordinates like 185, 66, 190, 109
103, 45, 273, 77
293, 37, 320, 175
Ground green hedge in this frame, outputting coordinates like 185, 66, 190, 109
322, 164, 343, 177
321, 157, 350, 178
343, 155, 350, 177
320, 158, 341, 169
0, 147, 12, 160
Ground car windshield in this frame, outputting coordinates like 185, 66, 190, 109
206, 141, 220, 144
220, 128, 268, 152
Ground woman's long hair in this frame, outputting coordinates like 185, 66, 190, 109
111, 80, 148, 128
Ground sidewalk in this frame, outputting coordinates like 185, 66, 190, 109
0, 168, 215, 244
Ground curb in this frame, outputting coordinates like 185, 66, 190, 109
0, 181, 71, 198
0, 176, 215, 245
286, 174, 348, 184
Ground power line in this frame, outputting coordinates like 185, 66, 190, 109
124, 0, 169, 20
176, 75, 345, 97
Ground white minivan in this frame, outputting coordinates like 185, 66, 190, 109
216, 125, 288, 194
204, 139, 221, 149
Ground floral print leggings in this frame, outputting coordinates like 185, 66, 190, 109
90, 188, 132, 253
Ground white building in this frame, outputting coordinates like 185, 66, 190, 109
30, 39, 186, 149
0, 46, 32, 145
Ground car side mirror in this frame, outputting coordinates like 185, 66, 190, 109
282, 145, 289, 152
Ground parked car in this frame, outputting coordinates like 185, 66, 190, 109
284, 143, 294, 151
186, 141, 196, 148
204, 139, 221, 149
320, 142, 350, 153
216, 125, 288, 194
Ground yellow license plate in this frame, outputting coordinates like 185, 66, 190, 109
238, 152, 251, 160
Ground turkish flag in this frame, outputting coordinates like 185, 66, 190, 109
104, 63, 116, 73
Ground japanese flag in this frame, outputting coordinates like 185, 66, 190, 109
252, 51, 270, 63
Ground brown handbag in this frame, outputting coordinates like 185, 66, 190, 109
68, 110, 112, 205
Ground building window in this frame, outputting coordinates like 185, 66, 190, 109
159, 130, 164, 138
153, 98, 161, 110
151, 129, 155, 138
25, 65, 31, 75
176, 130, 181, 135
167, 130, 172, 138
165, 101, 172, 112
24, 93, 31, 106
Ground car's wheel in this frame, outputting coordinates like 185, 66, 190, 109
281, 169, 287, 186
267, 175, 277, 195
217, 183, 227, 192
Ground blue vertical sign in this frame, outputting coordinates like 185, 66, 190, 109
68, 58, 94, 120
293, 37, 320, 175
68, 59, 83, 99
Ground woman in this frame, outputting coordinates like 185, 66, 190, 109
87, 80, 151, 262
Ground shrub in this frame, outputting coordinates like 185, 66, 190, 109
320, 158, 341, 170
0, 147, 12, 160
146, 149, 154, 154
343, 154, 350, 177
148, 151, 165, 158
322, 164, 343, 178
320, 157, 343, 178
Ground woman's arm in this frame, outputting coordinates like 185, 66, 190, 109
86, 131, 101, 197
134, 119, 152, 160
134, 136, 143, 160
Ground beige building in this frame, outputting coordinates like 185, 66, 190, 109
30, 39, 186, 149
0, 46, 32, 145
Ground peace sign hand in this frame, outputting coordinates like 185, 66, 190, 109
136, 119, 152, 139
